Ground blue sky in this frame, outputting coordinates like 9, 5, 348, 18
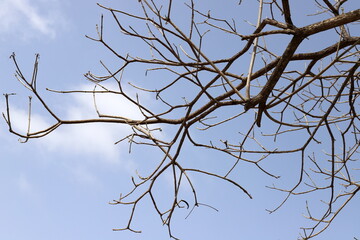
1, 0, 359, 240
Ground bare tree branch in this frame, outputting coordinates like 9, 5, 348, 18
4, 1, 360, 239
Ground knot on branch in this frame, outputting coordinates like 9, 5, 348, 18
244, 99, 256, 112
244, 97, 266, 127
244, 94, 264, 111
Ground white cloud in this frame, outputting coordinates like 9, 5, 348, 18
0, 0, 64, 39
3, 106, 51, 134
3, 84, 147, 166
45, 123, 125, 163
66, 84, 145, 120
1, 83, 163, 187
68, 165, 99, 185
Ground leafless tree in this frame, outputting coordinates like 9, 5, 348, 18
4, 0, 360, 239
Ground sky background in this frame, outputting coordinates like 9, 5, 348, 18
0, 0, 359, 240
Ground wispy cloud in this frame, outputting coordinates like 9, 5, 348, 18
0, 0, 64, 39
4, 84, 145, 166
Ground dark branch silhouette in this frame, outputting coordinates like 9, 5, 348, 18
4, 1, 360, 239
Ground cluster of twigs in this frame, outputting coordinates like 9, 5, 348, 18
4, 0, 360, 239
